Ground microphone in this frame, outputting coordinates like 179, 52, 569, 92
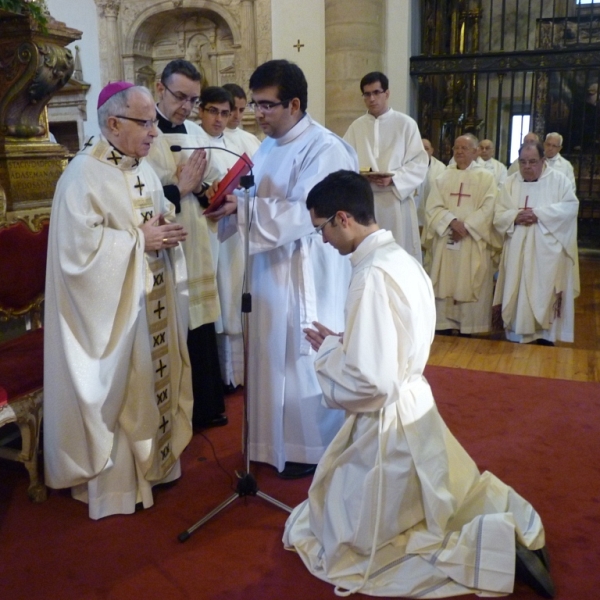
169, 144, 254, 199
169, 144, 253, 171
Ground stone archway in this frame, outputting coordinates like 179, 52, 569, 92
95, 0, 258, 93
127, 7, 238, 91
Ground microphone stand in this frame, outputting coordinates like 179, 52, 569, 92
178, 173, 291, 543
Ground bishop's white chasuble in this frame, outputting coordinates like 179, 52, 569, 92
44, 136, 193, 519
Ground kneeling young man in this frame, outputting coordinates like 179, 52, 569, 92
283, 170, 554, 599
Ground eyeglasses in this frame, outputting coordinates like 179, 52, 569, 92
518, 159, 542, 166
362, 89, 385, 99
115, 115, 159, 129
202, 106, 232, 118
314, 214, 336, 235
163, 82, 200, 106
247, 100, 290, 113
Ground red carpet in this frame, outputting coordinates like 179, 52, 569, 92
1, 366, 599, 599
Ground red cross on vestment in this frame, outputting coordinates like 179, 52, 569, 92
450, 183, 471, 206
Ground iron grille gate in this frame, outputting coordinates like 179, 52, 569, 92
411, 0, 600, 248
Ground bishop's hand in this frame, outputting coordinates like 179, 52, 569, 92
141, 213, 187, 251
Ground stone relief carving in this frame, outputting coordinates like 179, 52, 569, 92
94, 0, 268, 89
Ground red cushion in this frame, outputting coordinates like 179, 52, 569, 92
0, 328, 44, 401
0, 221, 49, 313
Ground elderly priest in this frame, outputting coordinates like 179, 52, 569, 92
43, 83, 193, 520
493, 141, 579, 345
423, 134, 501, 335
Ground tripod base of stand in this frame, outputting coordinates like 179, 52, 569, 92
178, 471, 292, 542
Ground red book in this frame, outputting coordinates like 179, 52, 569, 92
203, 153, 253, 215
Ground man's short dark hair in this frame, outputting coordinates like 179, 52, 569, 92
519, 141, 544, 159
200, 86, 234, 110
161, 59, 201, 84
360, 71, 389, 93
307, 170, 376, 226
249, 59, 307, 112
222, 83, 246, 101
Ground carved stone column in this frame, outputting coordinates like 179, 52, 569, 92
239, 0, 257, 90
325, 0, 385, 136
95, 0, 122, 85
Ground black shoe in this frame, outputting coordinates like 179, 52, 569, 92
436, 329, 459, 336
534, 546, 551, 572
535, 339, 555, 346
195, 414, 228, 429
276, 462, 317, 480
515, 542, 555, 598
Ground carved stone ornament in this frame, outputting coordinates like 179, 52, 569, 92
0, 9, 81, 137
94, 0, 121, 19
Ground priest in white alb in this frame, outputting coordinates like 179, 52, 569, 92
222, 83, 262, 157
543, 132, 577, 193
284, 169, 553, 599
423, 134, 501, 334
478, 138, 508, 188
414, 137, 446, 227
44, 83, 193, 520
208, 60, 357, 480
197, 86, 246, 389
344, 71, 427, 262
493, 142, 579, 345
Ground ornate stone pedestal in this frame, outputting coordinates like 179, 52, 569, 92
0, 9, 81, 217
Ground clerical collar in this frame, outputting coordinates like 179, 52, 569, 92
368, 107, 391, 119
82, 135, 141, 171
351, 229, 393, 267
156, 106, 187, 134
275, 112, 311, 146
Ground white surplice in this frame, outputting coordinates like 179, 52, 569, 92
545, 153, 576, 192
481, 157, 508, 188
219, 127, 261, 385
200, 129, 246, 387
493, 168, 580, 343
147, 119, 220, 329
220, 114, 358, 470
415, 155, 446, 227
224, 126, 261, 157
344, 109, 428, 262
44, 136, 193, 519
424, 164, 501, 334
283, 230, 546, 598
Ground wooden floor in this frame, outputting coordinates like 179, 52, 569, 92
428, 255, 600, 382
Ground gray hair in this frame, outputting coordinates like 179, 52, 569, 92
98, 86, 154, 133
545, 132, 563, 146
464, 133, 479, 147
456, 133, 479, 149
